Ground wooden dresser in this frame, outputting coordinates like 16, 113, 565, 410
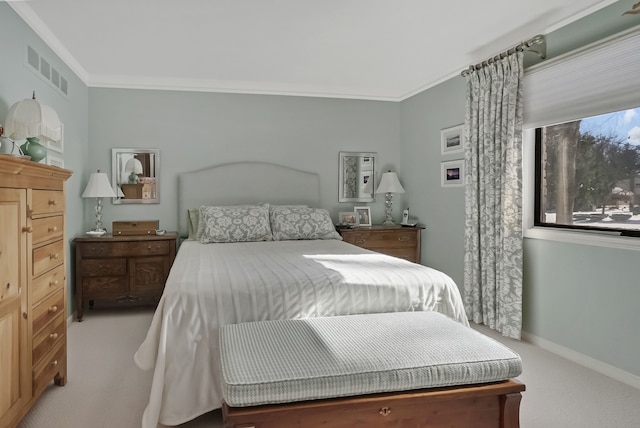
0, 156, 72, 428
73, 233, 177, 321
338, 225, 424, 263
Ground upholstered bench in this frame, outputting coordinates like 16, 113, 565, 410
220, 311, 525, 428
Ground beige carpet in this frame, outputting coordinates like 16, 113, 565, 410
18, 307, 640, 428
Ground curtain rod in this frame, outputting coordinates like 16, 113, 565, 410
460, 34, 546, 77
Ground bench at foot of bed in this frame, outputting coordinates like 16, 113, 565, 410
223, 378, 524, 428
219, 312, 525, 428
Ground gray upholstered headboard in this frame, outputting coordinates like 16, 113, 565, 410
178, 162, 321, 237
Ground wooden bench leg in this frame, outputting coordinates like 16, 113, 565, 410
500, 391, 523, 428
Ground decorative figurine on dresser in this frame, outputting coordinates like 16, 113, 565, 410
73, 231, 177, 321
0, 155, 72, 428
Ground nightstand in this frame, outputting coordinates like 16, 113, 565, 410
338, 225, 424, 263
73, 233, 177, 321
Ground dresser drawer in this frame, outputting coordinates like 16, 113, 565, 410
32, 216, 64, 245
342, 230, 417, 248
32, 264, 65, 304
33, 288, 64, 333
78, 240, 171, 258
84, 276, 128, 297
32, 190, 65, 216
339, 226, 423, 264
79, 258, 127, 277
32, 312, 65, 366
378, 248, 417, 262
33, 240, 64, 277
32, 337, 65, 394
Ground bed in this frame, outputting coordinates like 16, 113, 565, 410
134, 162, 469, 427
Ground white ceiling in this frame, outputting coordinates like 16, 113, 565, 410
10, 0, 616, 101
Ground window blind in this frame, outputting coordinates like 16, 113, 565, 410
523, 24, 640, 129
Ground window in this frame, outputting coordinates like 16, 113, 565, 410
534, 107, 640, 237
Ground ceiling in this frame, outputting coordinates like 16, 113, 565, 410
10, 0, 616, 101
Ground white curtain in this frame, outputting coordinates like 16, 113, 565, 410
463, 51, 524, 339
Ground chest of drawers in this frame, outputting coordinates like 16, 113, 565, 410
0, 156, 72, 428
338, 225, 424, 263
73, 233, 177, 321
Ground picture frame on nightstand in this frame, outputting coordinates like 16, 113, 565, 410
339, 211, 357, 226
354, 206, 371, 226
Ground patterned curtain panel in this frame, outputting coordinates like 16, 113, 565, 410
463, 51, 524, 339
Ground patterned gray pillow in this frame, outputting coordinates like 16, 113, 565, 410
199, 205, 273, 243
270, 206, 342, 241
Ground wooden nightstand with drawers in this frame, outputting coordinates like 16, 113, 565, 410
338, 225, 424, 263
73, 233, 177, 321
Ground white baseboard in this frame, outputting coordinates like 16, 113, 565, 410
522, 331, 640, 390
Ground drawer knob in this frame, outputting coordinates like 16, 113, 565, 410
379, 407, 392, 416
48, 199, 58, 206
50, 360, 58, 367
22, 226, 33, 233
48, 226, 59, 232
49, 279, 59, 287
48, 305, 58, 313
49, 333, 59, 340
355, 239, 366, 244
398, 236, 410, 242
50, 253, 60, 260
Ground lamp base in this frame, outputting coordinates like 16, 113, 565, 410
382, 219, 396, 226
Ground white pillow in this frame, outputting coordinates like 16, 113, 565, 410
199, 204, 273, 243
270, 206, 342, 241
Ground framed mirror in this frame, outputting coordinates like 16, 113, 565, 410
111, 148, 160, 204
339, 151, 377, 203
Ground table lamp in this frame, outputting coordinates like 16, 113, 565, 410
82, 170, 116, 235
4, 91, 62, 141
376, 171, 405, 225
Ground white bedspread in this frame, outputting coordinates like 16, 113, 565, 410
134, 239, 468, 427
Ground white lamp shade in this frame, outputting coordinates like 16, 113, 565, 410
4, 95, 62, 141
376, 171, 405, 194
124, 158, 144, 175
82, 171, 117, 198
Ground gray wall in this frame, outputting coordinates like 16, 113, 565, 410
400, 0, 640, 377
88, 89, 402, 233
0, 4, 89, 318
399, 77, 466, 285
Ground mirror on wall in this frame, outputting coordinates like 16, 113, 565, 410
111, 148, 160, 204
338, 151, 377, 203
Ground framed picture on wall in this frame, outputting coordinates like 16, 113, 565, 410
354, 206, 372, 226
46, 123, 64, 153
440, 124, 464, 155
441, 159, 464, 187
46, 153, 64, 168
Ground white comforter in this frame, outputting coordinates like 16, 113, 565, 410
134, 239, 468, 427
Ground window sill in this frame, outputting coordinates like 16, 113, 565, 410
524, 227, 640, 251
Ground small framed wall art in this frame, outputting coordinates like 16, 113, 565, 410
46, 153, 64, 168
440, 124, 464, 155
46, 123, 64, 153
441, 159, 465, 187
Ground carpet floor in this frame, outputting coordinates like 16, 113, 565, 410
17, 307, 640, 428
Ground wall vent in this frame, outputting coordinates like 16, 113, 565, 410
25, 45, 69, 97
